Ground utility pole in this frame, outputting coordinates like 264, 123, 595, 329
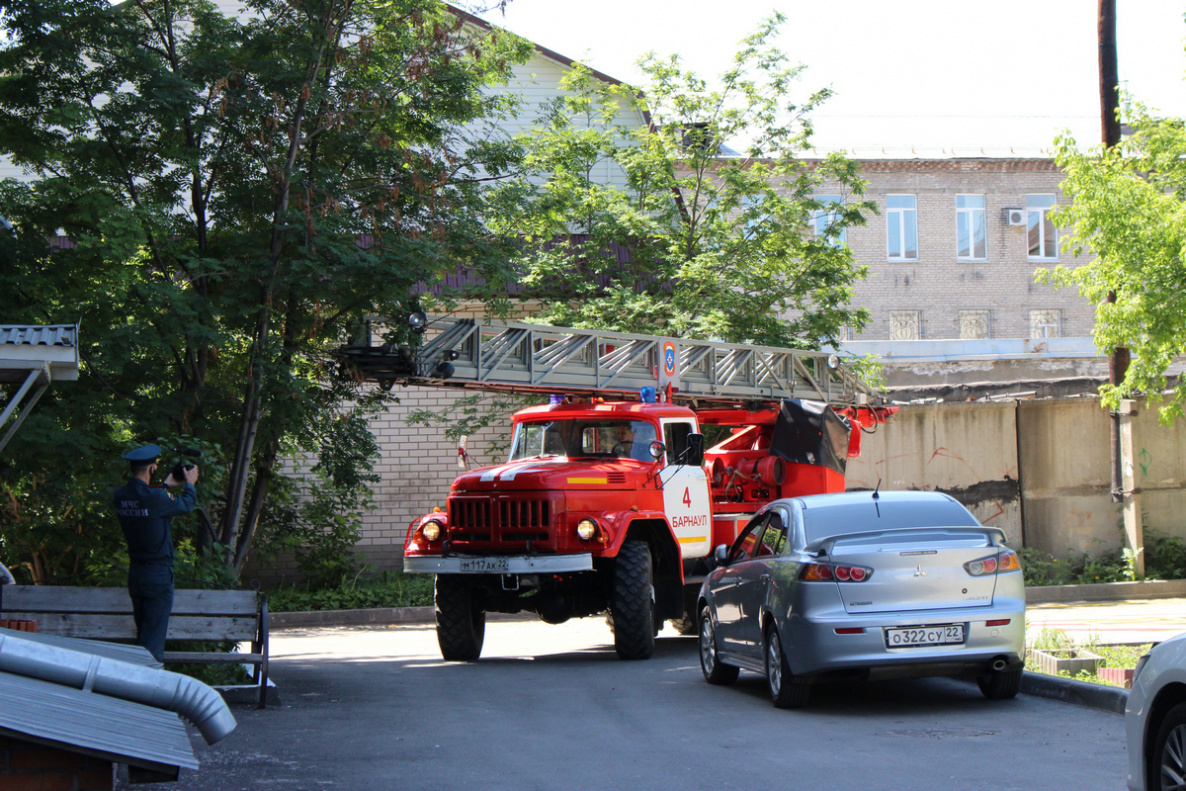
1099, 0, 1141, 574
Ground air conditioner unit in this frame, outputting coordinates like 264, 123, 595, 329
1002, 208, 1026, 226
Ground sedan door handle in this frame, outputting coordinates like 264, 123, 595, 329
760, 573, 771, 582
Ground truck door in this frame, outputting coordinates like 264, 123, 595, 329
659, 419, 713, 560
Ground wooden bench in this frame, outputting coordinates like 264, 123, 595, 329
0, 585, 270, 708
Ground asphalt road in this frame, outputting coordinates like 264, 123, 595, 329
133, 619, 1128, 791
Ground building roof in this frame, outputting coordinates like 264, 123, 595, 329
0, 324, 80, 384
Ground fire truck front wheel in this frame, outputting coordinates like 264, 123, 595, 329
435, 575, 485, 661
611, 541, 655, 660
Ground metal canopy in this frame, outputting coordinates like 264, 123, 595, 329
0, 672, 199, 775
339, 317, 872, 406
0, 324, 79, 453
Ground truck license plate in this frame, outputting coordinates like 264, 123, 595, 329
884, 624, 964, 648
458, 557, 510, 573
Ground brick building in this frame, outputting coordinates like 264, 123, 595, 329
813, 154, 1092, 342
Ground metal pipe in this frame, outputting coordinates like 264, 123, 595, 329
0, 631, 236, 744
0, 367, 45, 429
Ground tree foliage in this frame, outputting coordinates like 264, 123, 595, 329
0, 0, 530, 582
489, 14, 873, 350
1041, 101, 1186, 421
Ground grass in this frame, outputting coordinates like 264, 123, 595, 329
1027, 625, 1149, 688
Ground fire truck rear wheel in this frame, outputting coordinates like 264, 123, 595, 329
669, 614, 697, 636
435, 575, 485, 661
611, 540, 655, 660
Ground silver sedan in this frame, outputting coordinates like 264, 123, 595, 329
696, 490, 1026, 708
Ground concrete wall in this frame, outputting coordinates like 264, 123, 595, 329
849, 396, 1186, 559
846, 400, 1024, 546
1016, 398, 1117, 557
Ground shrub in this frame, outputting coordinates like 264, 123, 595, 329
267, 571, 433, 612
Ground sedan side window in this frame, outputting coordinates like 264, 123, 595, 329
756, 513, 787, 557
728, 515, 769, 563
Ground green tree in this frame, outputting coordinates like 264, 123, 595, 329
1041, 101, 1186, 421
489, 14, 873, 350
0, 0, 531, 581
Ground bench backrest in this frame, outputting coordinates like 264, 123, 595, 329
0, 586, 261, 642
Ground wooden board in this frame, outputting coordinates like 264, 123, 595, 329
2, 612, 258, 641
0, 586, 259, 616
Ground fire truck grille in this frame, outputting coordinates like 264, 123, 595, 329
454, 532, 491, 542
451, 500, 492, 530
502, 532, 549, 542
449, 498, 551, 541
499, 499, 550, 529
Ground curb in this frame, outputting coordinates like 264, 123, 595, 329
270, 606, 435, 629
1026, 579, 1186, 604
1020, 670, 1128, 714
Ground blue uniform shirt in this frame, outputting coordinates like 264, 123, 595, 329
112, 478, 197, 565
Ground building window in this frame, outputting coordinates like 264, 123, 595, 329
887, 195, 918, 260
1027, 194, 1058, 260
889, 311, 921, 340
956, 195, 987, 260
959, 310, 991, 339
1030, 309, 1061, 338
813, 194, 845, 247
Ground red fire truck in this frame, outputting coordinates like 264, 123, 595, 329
341, 317, 892, 662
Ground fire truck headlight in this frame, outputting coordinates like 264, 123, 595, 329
422, 520, 444, 542
576, 519, 597, 541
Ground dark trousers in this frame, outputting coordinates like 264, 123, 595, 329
128, 563, 173, 662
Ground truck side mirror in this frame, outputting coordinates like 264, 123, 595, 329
685, 433, 705, 467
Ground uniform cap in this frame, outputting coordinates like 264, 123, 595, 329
122, 444, 162, 464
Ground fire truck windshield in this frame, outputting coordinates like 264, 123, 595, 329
508, 419, 658, 462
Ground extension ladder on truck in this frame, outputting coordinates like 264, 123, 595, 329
339, 316, 871, 407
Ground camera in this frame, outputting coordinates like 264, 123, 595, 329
170, 447, 202, 482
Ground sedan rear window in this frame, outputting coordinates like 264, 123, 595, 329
801, 498, 978, 545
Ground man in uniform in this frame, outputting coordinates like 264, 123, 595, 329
112, 444, 199, 661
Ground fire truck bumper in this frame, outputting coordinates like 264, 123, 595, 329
403, 553, 594, 574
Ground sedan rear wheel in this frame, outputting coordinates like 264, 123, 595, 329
765, 624, 809, 709
1150, 702, 1186, 791
698, 610, 738, 685
976, 667, 1023, 700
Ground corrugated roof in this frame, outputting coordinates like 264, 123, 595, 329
0, 325, 76, 347
0, 672, 198, 772
0, 324, 80, 384
4, 628, 161, 667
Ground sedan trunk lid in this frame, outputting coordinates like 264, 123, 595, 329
817, 527, 1003, 615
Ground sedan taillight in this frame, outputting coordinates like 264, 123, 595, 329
800, 562, 873, 582
964, 548, 1021, 576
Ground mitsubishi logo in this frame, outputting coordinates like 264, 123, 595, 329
914, 565, 926, 577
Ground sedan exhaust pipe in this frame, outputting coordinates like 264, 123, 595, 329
991, 657, 1008, 672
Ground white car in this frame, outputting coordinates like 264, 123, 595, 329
1127, 630, 1186, 790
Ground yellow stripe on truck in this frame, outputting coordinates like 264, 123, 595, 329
678, 536, 708, 544
567, 477, 607, 484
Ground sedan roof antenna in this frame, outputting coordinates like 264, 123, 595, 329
872, 478, 881, 500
